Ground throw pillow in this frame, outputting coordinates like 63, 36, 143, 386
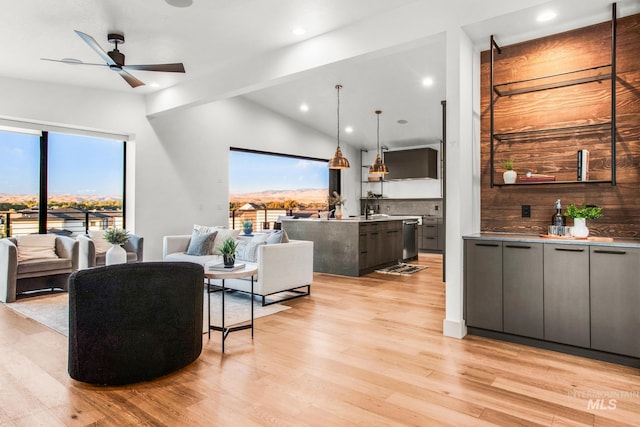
15, 234, 59, 262
88, 230, 113, 254
212, 228, 241, 255
266, 230, 283, 244
193, 224, 221, 234
235, 240, 266, 262
186, 230, 218, 256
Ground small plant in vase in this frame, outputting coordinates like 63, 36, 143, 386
219, 237, 239, 267
565, 204, 603, 238
329, 191, 346, 219
242, 220, 253, 235
103, 228, 130, 265
500, 159, 517, 184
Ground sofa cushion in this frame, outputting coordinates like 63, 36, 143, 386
15, 234, 59, 262
88, 230, 113, 254
17, 257, 72, 275
186, 230, 218, 256
164, 252, 221, 266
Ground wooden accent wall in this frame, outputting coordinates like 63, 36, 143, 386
480, 13, 640, 238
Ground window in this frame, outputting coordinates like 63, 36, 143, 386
0, 128, 125, 237
228, 148, 338, 230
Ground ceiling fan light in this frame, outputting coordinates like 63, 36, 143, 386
369, 153, 389, 174
329, 146, 350, 169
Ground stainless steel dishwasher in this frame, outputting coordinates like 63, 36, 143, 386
402, 219, 419, 260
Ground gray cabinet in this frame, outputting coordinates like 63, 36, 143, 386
503, 243, 543, 339
590, 246, 640, 358
543, 244, 590, 347
359, 221, 402, 273
420, 218, 444, 252
465, 240, 503, 331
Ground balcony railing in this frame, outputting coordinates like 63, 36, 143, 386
228, 208, 322, 232
0, 210, 123, 238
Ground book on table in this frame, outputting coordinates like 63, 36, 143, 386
208, 262, 246, 271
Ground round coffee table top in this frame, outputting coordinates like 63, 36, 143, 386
204, 263, 258, 280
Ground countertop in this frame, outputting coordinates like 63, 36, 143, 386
463, 232, 640, 249
282, 215, 422, 224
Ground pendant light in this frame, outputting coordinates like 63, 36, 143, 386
328, 84, 350, 169
369, 110, 389, 174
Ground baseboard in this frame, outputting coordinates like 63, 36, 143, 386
443, 318, 467, 339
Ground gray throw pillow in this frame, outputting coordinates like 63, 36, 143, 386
186, 230, 218, 256
266, 230, 284, 244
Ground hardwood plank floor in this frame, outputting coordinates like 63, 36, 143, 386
1, 254, 638, 426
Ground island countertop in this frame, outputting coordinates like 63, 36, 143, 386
281, 215, 422, 224
463, 232, 640, 249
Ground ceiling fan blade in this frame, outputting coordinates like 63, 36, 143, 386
115, 69, 145, 88
74, 30, 116, 66
40, 58, 107, 67
124, 63, 185, 73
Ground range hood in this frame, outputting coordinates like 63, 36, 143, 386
384, 147, 438, 180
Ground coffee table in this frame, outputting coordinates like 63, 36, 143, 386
204, 263, 258, 353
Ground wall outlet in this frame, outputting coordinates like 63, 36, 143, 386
522, 205, 531, 218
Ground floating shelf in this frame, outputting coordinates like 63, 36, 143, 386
494, 122, 612, 142
494, 179, 612, 187
493, 65, 612, 97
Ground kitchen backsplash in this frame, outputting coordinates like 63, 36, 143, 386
360, 198, 443, 218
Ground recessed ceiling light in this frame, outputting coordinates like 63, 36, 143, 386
299, 103, 309, 112
165, 0, 193, 7
537, 11, 557, 22
422, 77, 434, 87
397, 119, 409, 125
292, 27, 306, 36
345, 126, 353, 134
149, 82, 160, 88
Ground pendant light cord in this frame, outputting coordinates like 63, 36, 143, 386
336, 84, 342, 148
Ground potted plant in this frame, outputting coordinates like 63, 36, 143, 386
329, 191, 346, 219
103, 228, 130, 265
500, 159, 517, 184
565, 204, 603, 238
242, 220, 253, 235
219, 237, 239, 267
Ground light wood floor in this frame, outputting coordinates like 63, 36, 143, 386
1, 254, 639, 426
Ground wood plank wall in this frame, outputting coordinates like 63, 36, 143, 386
480, 13, 640, 238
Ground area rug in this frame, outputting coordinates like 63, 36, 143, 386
375, 263, 427, 275
5, 290, 290, 337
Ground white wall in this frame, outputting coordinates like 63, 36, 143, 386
146, 96, 352, 259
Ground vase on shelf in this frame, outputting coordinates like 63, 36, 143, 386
503, 170, 517, 184
335, 204, 343, 220
571, 218, 589, 238
106, 244, 127, 265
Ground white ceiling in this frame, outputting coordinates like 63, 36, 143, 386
1, 0, 637, 151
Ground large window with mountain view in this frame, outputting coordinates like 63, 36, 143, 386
229, 148, 336, 231
0, 129, 125, 237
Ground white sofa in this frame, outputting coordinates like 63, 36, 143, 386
163, 234, 313, 305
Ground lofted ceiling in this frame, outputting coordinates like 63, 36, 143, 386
1, 0, 637, 151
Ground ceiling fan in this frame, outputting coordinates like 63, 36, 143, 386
41, 30, 185, 88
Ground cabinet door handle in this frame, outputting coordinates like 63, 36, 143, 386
554, 247, 584, 252
475, 243, 499, 247
593, 249, 626, 255
505, 244, 531, 249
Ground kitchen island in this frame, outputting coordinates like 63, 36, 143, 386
282, 217, 414, 277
